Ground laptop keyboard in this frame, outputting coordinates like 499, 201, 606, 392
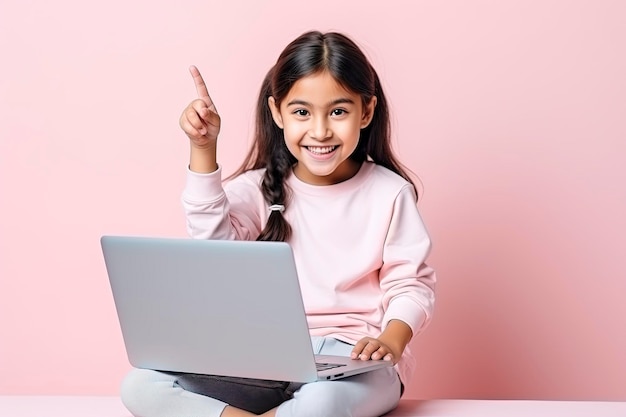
316, 362, 346, 371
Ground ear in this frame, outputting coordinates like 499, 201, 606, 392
360, 96, 377, 129
268, 96, 284, 129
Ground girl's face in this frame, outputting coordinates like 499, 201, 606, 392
268, 71, 376, 185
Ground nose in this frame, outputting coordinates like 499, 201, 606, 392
309, 116, 331, 141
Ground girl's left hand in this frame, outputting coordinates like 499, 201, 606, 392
351, 337, 397, 364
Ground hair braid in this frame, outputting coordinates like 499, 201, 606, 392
257, 142, 293, 241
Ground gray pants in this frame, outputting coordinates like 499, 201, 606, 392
121, 337, 402, 417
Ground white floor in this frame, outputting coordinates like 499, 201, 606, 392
1, 396, 626, 417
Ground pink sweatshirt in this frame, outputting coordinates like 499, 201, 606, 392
182, 161, 436, 385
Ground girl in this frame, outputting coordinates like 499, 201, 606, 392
121, 31, 436, 417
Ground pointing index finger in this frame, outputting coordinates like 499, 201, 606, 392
189, 65, 217, 111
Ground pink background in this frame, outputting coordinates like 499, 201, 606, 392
1, 0, 625, 400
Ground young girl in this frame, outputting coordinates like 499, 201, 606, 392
121, 31, 436, 417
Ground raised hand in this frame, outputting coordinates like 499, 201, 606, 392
179, 65, 221, 151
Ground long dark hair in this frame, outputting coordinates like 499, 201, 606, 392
230, 31, 416, 242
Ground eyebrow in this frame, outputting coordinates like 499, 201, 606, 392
286, 98, 355, 107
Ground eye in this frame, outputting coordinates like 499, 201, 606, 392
293, 109, 309, 117
331, 108, 347, 116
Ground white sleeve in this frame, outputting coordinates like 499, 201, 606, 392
380, 184, 437, 336
181, 166, 263, 241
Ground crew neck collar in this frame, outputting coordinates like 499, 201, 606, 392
287, 161, 375, 196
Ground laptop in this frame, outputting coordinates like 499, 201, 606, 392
101, 235, 392, 382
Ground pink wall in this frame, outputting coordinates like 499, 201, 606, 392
1, 0, 624, 400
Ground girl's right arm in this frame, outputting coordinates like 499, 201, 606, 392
179, 65, 220, 174
179, 66, 263, 241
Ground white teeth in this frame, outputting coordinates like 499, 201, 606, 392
307, 146, 337, 154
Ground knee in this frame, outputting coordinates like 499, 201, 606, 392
311, 390, 353, 417
281, 384, 352, 417
120, 368, 169, 417
278, 371, 401, 417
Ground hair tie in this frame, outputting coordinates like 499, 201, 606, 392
268, 204, 285, 213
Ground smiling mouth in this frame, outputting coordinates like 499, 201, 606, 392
306, 146, 338, 155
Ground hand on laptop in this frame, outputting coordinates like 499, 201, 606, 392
351, 337, 396, 363
351, 320, 413, 365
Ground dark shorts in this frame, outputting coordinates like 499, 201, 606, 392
177, 373, 304, 414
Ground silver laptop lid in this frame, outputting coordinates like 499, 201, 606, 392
101, 235, 319, 382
